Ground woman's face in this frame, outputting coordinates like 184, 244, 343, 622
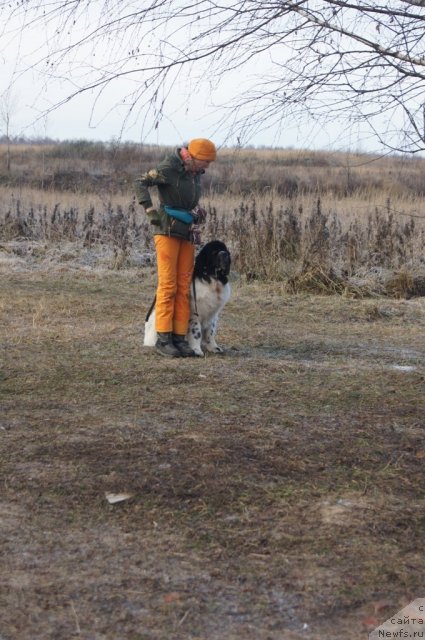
191, 158, 212, 172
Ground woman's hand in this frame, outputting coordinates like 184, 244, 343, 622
146, 207, 161, 226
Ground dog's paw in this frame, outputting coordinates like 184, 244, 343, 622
205, 344, 224, 354
194, 348, 205, 357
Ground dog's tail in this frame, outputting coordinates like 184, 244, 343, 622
144, 295, 157, 347
145, 295, 157, 322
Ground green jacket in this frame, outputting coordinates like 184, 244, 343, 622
135, 148, 203, 240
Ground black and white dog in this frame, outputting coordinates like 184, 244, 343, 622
144, 240, 231, 356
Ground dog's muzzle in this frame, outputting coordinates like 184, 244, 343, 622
216, 250, 231, 275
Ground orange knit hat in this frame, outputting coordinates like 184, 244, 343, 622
188, 138, 217, 162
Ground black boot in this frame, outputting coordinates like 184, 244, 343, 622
172, 334, 196, 357
155, 332, 181, 357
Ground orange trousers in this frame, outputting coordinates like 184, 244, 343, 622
154, 235, 195, 335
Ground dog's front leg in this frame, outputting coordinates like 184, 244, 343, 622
187, 317, 204, 356
202, 315, 224, 353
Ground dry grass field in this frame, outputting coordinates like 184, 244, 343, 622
1, 258, 425, 639
1, 142, 425, 294
1, 142, 425, 639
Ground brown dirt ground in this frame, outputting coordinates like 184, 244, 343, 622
1, 260, 424, 640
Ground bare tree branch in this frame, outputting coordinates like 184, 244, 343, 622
401, 0, 425, 7
1, 1, 425, 151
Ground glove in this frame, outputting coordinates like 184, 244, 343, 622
146, 208, 161, 226
192, 207, 207, 225
192, 227, 202, 245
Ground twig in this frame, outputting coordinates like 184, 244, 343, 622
70, 601, 81, 635
177, 609, 191, 627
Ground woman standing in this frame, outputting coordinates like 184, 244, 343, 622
135, 139, 217, 357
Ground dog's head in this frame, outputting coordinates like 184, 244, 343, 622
194, 240, 231, 284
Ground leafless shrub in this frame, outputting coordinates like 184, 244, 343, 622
0, 197, 145, 255
202, 194, 425, 295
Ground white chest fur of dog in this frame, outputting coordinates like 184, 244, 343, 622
187, 277, 231, 356
144, 240, 231, 357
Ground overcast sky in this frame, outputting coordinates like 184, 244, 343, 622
0, 47, 380, 153
2, 84, 377, 153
